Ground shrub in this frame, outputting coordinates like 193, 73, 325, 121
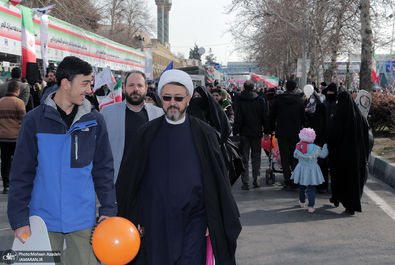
368, 92, 395, 133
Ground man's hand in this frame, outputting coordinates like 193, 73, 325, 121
205, 227, 209, 237
137, 224, 144, 237
14, 225, 31, 244
97, 216, 110, 223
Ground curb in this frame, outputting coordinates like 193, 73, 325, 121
369, 153, 395, 189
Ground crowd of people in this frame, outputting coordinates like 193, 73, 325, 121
0, 55, 372, 265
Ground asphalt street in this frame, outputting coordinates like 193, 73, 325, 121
1, 155, 395, 265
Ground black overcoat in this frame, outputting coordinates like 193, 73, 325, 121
116, 115, 241, 265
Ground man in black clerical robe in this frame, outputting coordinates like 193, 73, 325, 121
116, 69, 241, 265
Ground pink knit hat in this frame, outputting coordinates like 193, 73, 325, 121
298, 128, 316, 143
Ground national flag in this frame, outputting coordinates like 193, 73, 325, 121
9, 0, 22, 6
99, 79, 123, 110
20, 5, 36, 78
161, 61, 173, 76
32, 4, 55, 15
251, 73, 279, 88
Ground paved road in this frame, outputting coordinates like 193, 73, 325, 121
1, 155, 395, 265
234, 158, 395, 265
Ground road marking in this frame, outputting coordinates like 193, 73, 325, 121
0, 227, 11, 231
364, 186, 395, 221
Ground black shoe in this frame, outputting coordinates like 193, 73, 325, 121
241, 184, 249, 190
253, 182, 260, 188
2, 187, 8, 194
329, 198, 339, 207
345, 209, 355, 215
282, 185, 292, 191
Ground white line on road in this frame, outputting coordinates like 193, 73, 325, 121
364, 186, 395, 221
0, 227, 11, 231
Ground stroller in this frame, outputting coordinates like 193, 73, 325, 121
261, 135, 282, 185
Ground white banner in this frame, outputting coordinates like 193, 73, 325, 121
40, 15, 49, 75
0, 1, 145, 72
94, 66, 115, 91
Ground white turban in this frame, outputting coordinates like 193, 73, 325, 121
303, 84, 314, 99
158, 69, 194, 96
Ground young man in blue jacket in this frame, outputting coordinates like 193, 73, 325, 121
7, 56, 117, 265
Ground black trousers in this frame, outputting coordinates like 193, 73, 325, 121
277, 136, 299, 186
240, 136, 261, 185
0, 141, 16, 188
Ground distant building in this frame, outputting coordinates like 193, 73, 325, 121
223, 62, 261, 75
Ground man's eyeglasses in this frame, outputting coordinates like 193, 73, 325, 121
162, 95, 187, 102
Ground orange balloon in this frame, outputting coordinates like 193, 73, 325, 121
92, 217, 141, 265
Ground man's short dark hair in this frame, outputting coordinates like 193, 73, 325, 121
320, 82, 327, 87
7, 80, 20, 94
56, 56, 92, 86
11, 67, 22, 79
285, 80, 297, 91
124, 71, 147, 87
244, 80, 254, 91
211, 88, 222, 94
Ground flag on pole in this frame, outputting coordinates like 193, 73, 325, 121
251, 73, 279, 88
98, 79, 123, 110
32, 4, 55, 15
161, 61, 173, 76
20, 5, 36, 78
39, 15, 49, 76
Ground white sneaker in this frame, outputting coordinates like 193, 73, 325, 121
299, 201, 306, 208
308, 207, 315, 213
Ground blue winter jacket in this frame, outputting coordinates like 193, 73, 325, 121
7, 92, 117, 233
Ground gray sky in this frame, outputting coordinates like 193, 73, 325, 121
146, 0, 243, 65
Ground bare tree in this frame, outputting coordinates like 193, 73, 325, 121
101, 0, 126, 38
360, 0, 373, 91
26, 0, 101, 31
97, 0, 154, 47
227, 0, 390, 86
124, 0, 154, 38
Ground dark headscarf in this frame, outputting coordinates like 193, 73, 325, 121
146, 91, 162, 108
187, 86, 231, 144
188, 86, 243, 185
328, 91, 369, 212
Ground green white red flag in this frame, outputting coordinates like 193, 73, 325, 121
9, 0, 22, 6
20, 5, 36, 78
99, 79, 123, 110
251, 73, 279, 88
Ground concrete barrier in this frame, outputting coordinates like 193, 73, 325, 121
369, 153, 395, 189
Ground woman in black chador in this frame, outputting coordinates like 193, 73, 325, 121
328, 91, 370, 215
187, 86, 243, 185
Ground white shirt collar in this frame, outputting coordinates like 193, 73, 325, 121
165, 115, 186, 125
